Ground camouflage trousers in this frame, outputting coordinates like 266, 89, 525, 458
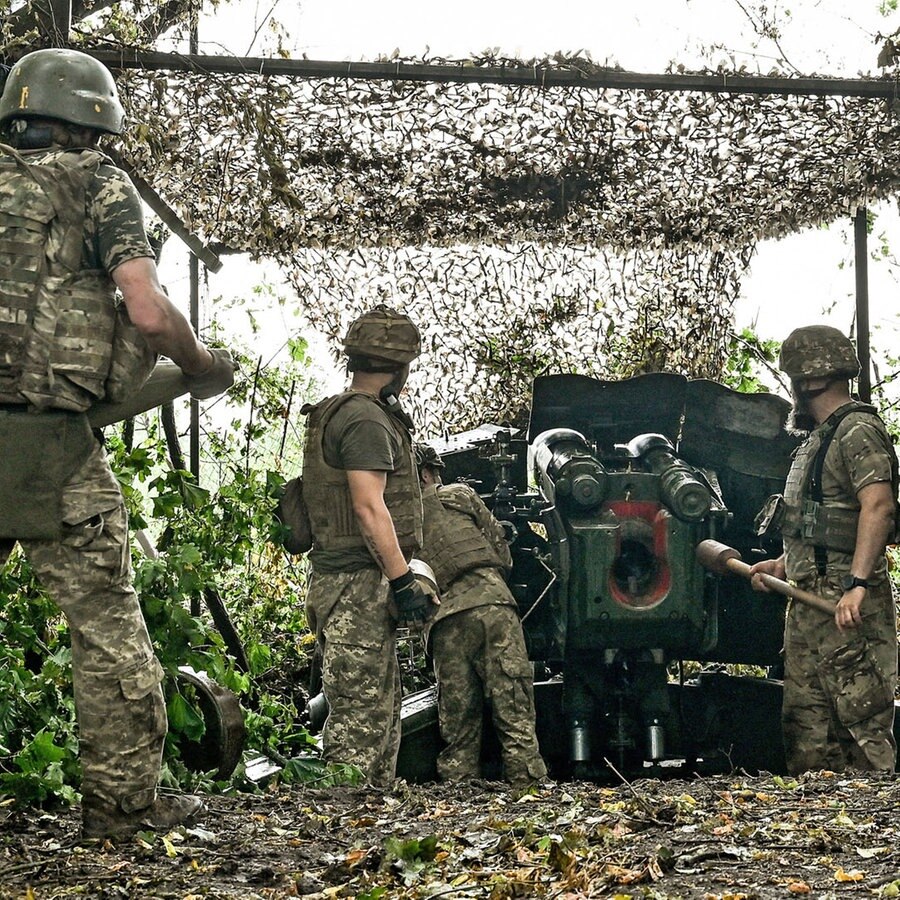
0, 446, 166, 813
783, 579, 898, 775
306, 567, 401, 787
431, 604, 546, 785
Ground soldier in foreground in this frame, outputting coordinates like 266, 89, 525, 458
0, 49, 235, 838
415, 443, 547, 786
301, 307, 436, 786
750, 326, 898, 774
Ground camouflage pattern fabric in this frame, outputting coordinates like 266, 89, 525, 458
306, 567, 401, 787
81, 158, 154, 271
0, 147, 164, 814
784, 407, 895, 582
782, 579, 897, 774
22, 149, 153, 272
430, 587, 546, 786
780, 405, 898, 774
1, 444, 166, 810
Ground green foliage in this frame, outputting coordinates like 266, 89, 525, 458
721, 326, 783, 393
0, 321, 326, 807
0, 551, 80, 806
384, 834, 441, 886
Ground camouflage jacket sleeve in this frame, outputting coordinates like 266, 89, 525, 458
440, 483, 513, 570
87, 164, 154, 273
831, 412, 896, 496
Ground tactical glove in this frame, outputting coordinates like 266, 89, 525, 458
389, 569, 437, 627
186, 348, 236, 400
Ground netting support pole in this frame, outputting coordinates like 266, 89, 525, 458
854, 208, 871, 404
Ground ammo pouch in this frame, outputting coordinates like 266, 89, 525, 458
0, 408, 95, 539
821, 639, 894, 728
105, 300, 158, 404
275, 476, 313, 554
754, 493, 785, 540
782, 500, 858, 555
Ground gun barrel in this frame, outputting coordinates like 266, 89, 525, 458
532, 428, 607, 510
629, 433, 711, 521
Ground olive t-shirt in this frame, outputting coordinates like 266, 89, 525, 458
310, 394, 405, 573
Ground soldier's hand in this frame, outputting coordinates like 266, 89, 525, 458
186, 348, 237, 400
389, 569, 439, 628
835, 589, 864, 632
748, 557, 786, 593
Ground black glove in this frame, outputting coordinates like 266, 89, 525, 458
186, 348, 236, 400
389, 569, 435, 625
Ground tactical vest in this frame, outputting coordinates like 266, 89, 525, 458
418, 483, 508, 593
0, 145, 152, 412
301, 391, 422, 553
783, 401, 899, 573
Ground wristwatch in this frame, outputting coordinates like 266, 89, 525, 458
840, 574, 869, 592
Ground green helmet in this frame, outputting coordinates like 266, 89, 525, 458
778, 325, 860, 380
414, 442, 445, 470
343, 305, 421, 366
0, 49, 125, 134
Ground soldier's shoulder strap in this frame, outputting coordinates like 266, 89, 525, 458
300, 390, 368, 417
810, 400, 900, 555
809, 401, 880, 501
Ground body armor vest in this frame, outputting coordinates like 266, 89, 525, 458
419, 484, 508, 593
783, 402, 899, 570
301, 391, 422, 553
0, 145, 144, 412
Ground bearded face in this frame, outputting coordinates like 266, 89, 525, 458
785, 378, 825, 434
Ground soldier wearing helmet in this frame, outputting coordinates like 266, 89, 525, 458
301, 305, 437, 786
750, 325, 898, 775
415, 443, 547, 787
0, 49, 235, 839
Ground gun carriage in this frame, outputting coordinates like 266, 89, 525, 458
399, 372, 823, 780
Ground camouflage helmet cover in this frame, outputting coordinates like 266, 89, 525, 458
0, 48, 125, 134
343, 304, 421, 366
778, 325, 860, 380
414, 442, 446, 470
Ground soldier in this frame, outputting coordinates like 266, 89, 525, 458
415, 443, 547, 786
749, 325, 898, 775
302, 306, 436, 786
0, 49, 235, 838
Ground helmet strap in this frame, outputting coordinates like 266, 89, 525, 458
795, 378, 836, 401
347, 355, 399, 374
6, 120, 54, 150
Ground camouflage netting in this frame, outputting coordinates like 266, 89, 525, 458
110, 61, 900, 428
5, 0, 900, 427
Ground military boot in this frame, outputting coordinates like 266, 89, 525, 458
81, 792, 205, 840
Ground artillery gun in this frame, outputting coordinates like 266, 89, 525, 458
398, 371, 894, 781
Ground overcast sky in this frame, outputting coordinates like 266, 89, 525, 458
177, 0, 900, 367
202, 0, 892, 76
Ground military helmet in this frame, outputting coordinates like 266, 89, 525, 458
778, 325, 860, 380
414, 443, 445, 470
343, 305, 421, 366
0, 49, 125, 134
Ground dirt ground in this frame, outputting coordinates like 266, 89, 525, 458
2, 771, 900, 899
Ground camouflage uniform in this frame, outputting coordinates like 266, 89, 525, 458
306, 569, 401, 786
420, 483, 546, 785
303, 392, 421, 786
781, 404, 898, 774
0, 153, 169, 811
